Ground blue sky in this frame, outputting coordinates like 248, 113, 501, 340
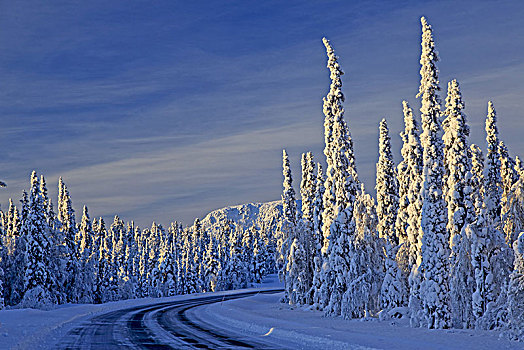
0, 0, 523, 227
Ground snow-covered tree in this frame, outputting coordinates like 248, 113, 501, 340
286, 219, 308, 305
57, 177, 79, 303
505, 232, 524, 341
76, 206, 96, 303
21, 171, 54, 308
2, 199, 21, 305
473, 101, 512, 327
310, 163, 325, 306
376, 118, 399, 246
341, 185, 382, 318
470, 144, 485, 217
300, 152, 316, 300
442, 79, 475, 328
416, 17, 451, 329
505, 159, 524, 246
252, 228, 269, 284
499, 141, 520, 246
203, 236, 220, 292
320, 37, 360, 317
381, 242, 407, 317
483, 101, 503, 228
395, 101, 425, 313
280, 149, 298, 302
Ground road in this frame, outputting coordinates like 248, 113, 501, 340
55, 289, 283, 350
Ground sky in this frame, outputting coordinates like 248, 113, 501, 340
0, 0, 523, 228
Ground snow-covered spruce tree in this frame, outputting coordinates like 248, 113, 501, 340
252, 227, 269, 284
286, 219, 307, 305
191, 220, 205, 293
57, 177, 79, 303
214, 220, 233, 291
21, 171, 55, 308
442, 79, 476, 328
416, 17, 451, 329
10, 191, 30, 306
181, 229, 196, 294
396, 101, 424, 310
474, 101, 512, 328
75, 206, 96, 303
505, 232, 524, 341
96, 221, 115, 303
280, 149, 298, 302
499, 141, 520, 246
155, 238, 171, 297
204, 236, 221, 292
319, 38, 359, 317
505, 159, 524, 246
376, 118, 399, 246
40, 175, 64, 303
375, 118, 407, 315
483, 101, 503, 228
222, 225, 248, 291
318, 37, 341, 311
341, 184, 383, 319
470, 144, 485, 217
165, 222, 180, 294
241, 225, 255, 282
110, 216, 126, 281
300, 152, 316, 303
2, 199, 22, 306
310, 163, 325, 307
380, 240, 407, 319
124, 222, 137, 291
147, 222, 165, 297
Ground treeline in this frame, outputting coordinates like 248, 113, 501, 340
278, 17, 523, 341
0, 172, 276, 309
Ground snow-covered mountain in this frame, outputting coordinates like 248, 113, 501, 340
200, 200, 280, 233
200, 199, 302, 235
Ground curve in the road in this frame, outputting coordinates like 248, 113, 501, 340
56, 289, 283, 350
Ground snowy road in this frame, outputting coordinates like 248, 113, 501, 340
54, 289, 283, 349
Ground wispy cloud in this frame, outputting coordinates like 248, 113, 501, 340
1, 1, 523, 226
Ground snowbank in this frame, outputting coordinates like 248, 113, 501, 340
194, 288, 522, 350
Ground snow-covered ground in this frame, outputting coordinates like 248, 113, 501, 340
0, 274, 520, 350
194, 276, 522, 350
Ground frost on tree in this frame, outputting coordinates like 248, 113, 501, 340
279, 149, 303, 304
380, 242, 407, 318
473, 101, 512, 327
499, 141, 520, 246
416, 17, 451, 329
395, 101, 424, 318
319, 37, 359, 318
278, 150, 297, 288
2, 199, 23, 306
310, 163, 325, 307
505, 158, 524, 248
76, 206, 96, 303
442, 79, 475, 328
376, 118, 399, 246
21, 171, 54, 309
505, 232, 524, 341
375, 118, 407, 315
470, 144, 485, 217
299, 152, 316, 304
57, 177, 79, 303
341, 185, 383, 319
